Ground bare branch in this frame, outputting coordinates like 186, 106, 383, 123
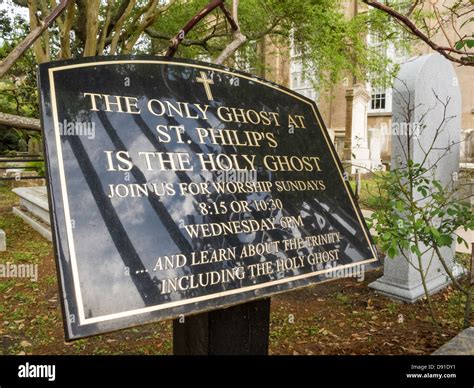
146, 27, 227, 49
166, 0, 225, 57
363, 0, 474, 66
433, 5, 454, 50
12, 0, 28, 7
0, 0, 72, 78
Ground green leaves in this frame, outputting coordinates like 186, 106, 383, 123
387, 244, 398, 258
455, 38, 474, 50
150, 0, 404, 90
410, 244, 421, 257
368, 163, 473, 261
435, 235, 452, 247
395, 200, 405, 212
456, 236, 469, 249
429, 227, 441, 239
432, 180, 443, 192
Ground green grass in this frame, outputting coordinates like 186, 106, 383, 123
349, 178, 387, 211
335, 292, 350, 306
0, 183, 19, 207
0, 279, 15, 292
269, 307, 297, 346
0, 207, 174, 355
386, 302, 399, 315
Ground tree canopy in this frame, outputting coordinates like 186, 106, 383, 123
0, 0, 405, 130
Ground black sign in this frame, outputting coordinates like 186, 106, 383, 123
38, 56, 377, 340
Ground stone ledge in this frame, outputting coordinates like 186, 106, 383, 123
12, 186, 49, 212
12, 207, 52, 242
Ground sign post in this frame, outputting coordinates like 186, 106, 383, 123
173, 298, 270, 355
38, 56, 377, 346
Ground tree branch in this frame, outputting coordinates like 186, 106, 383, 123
109, 0, 136, 54
0, 112, 41, 131
122, 0, 178, 54
166, 0, 225, 57
146, 28, 227, 49
122, 0, 158, 54
97, 0, 113, 55
214, 0, 246, 65
12, 0, 28, 7
0, 0, 72, 78
72, 0, 88, 45
363, 0, 474, 66
106, 0, 131, 37
59, 0, 76, 59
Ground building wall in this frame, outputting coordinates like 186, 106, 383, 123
260, 36, 290, 86
266, 1, 473, 162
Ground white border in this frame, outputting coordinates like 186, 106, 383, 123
48, 59, 377, 326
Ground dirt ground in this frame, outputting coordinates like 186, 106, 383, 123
0, 185, 471, 355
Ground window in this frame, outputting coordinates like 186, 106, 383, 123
371, 88, 386, 110
369, 87, 392, 113
289, 29, 318, 101
367, 32, 393, 114
290, 57, 318, 101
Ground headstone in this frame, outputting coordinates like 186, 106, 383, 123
37, 56, 377, 342
369, 53, 462, 302
327, 127, 336, 143
368, 127, 383, 170
0, 229, 6, 251
343, 84, 372, 173
18, 138, 27, 152
27, 137, 42, 155
460, 129, 473, 163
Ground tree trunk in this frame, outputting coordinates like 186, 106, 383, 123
84, 0, 100, 56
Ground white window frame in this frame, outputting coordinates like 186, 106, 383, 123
367, 31, 393, 114
289, 55, 318, 101
369, 86, 392, 114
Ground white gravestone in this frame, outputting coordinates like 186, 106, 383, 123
369, 53, 463, 302
368, 127, 383, 170
345, 84, 372, 173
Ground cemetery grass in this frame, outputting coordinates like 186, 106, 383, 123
349, 177, 386, 211
0, 185, 472, 355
